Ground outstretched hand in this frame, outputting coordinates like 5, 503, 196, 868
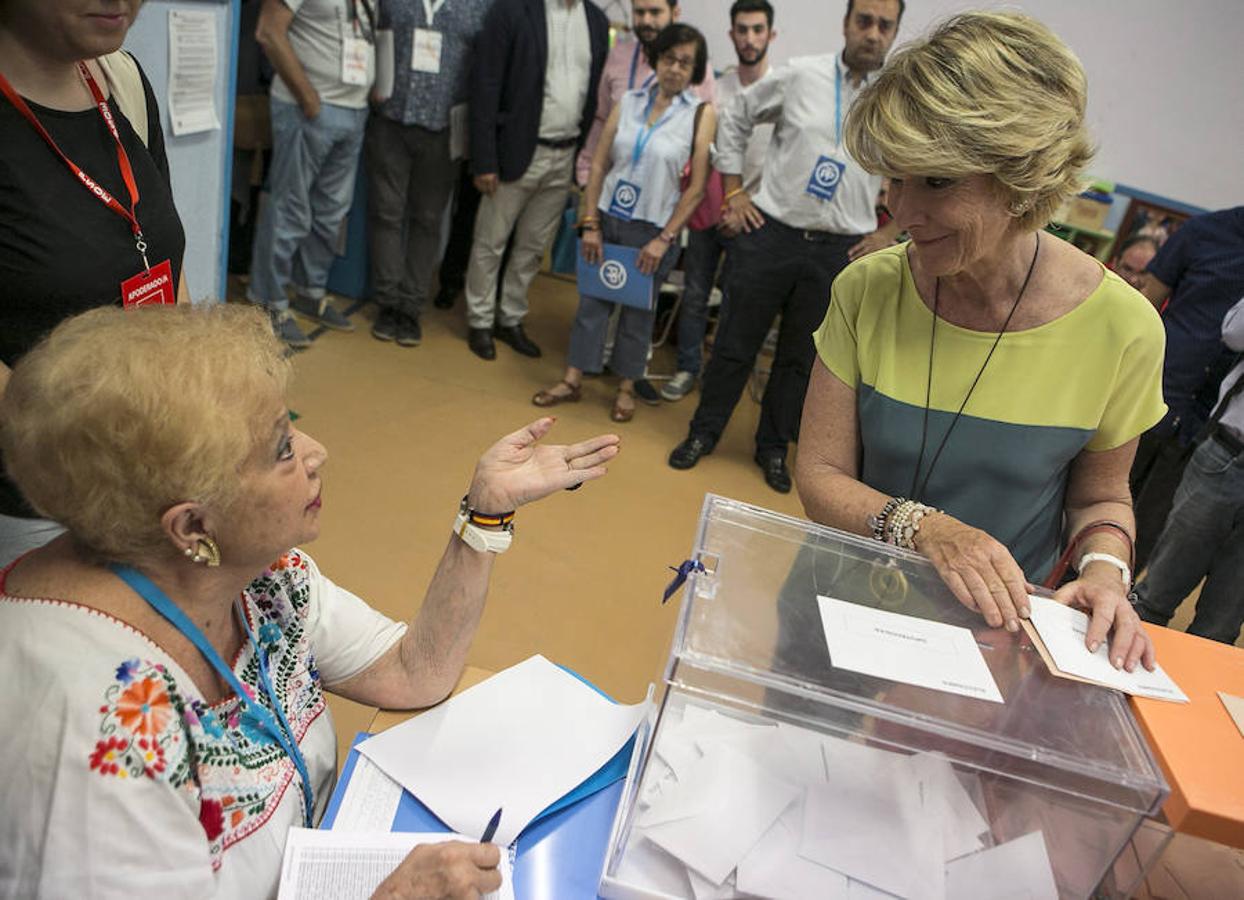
467, 417, 620, 513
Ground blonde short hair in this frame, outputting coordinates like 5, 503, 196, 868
0, 304, 291, 564
844, 11, 1094, 230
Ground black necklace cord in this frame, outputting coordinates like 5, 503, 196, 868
909, 233, 1042, 502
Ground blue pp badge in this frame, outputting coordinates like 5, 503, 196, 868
608, 180, 642, 220
806, 155, 847, 202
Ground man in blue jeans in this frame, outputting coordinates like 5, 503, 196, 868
1134, 295, 1244, 645
251, 0, 376, 348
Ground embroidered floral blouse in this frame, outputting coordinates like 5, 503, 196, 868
0, 549, 406, 898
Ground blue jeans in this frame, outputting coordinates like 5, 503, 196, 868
566, 214, 681, 380
676, 227, 731, 376
1134, 434, 1244, 644
248, 99, 369, 310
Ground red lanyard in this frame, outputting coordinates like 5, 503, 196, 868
0, 62, 150, 269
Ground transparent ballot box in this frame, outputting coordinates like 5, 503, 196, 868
599, 495, 1168, 900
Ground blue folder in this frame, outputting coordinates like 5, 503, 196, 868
320, 667, 632, 899
576, 242, 655, 310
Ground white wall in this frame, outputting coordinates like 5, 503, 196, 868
124, 0, 235, 302
677, 0, 1244, 210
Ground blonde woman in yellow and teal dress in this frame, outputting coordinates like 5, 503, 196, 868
0, 304, 619, 897
794, 12, 1167, 671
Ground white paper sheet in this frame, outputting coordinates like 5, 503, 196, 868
1027, 595, 1189, 702
331, 754, 403, 832
943, 831, 1058, 900
736, 801, 851, 899
643, 743, 799, 885
817, 596, 1004, 704
801, 740, 945, 900
167, 9, 219, 136
277, 828, 513, 900
357, 655, 647, 846
909, 752, 989, 861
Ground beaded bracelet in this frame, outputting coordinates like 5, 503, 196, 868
871, 497, 941, 550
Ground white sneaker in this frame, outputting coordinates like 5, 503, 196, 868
661, 371, 696, 401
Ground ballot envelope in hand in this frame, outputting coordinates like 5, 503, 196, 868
576, 242, 655, 310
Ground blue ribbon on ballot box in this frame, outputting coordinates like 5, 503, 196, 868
663, 558, 707, 604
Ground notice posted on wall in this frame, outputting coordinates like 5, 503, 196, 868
168, 9, 220, 136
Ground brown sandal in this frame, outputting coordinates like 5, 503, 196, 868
610, 387, 636, 423
532, 380, 581, 408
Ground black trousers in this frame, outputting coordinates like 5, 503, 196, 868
687, 215, 859, 457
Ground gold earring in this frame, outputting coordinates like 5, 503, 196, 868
1008, 197, 1032, 217
188, 536, 222, 567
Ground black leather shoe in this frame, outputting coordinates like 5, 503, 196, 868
468, 327, 496, 360
433, 283, 459, 310
495, 323, 542, 358
669, 435, 714, 470
755, 452, 792, 493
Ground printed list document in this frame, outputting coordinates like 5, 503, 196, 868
167, 9, 220, 136
277, 828, 513, 900
817, 596, 1004, 704
357, 655, 647, 846
1025, 595, 1189, 703
331, 754, 403, 832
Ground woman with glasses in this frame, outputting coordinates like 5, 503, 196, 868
532, 23, 715, 423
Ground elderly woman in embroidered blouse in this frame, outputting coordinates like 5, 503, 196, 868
0, 305, 619, 898
796, 13, 1166, 670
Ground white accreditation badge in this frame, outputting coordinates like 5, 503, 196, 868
411, 28, 443, 73
341, 34, 373, 85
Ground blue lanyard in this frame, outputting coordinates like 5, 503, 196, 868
109, 564, 316, 827
631, 90, 677, 170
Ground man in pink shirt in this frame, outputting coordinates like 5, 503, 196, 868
575, 0, 716, 186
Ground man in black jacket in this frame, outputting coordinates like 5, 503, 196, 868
463, 0, 609, 360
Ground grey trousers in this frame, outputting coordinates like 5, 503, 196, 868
464, 144, 575, 329
366, 115, 460, 318
566, 214, 681, 380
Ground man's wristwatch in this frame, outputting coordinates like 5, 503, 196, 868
453, 496, 514, 554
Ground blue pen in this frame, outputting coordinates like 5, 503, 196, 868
480, 807, 503, 844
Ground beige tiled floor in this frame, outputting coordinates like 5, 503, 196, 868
280, 274, 805, 764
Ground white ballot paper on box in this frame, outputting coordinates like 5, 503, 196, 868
278, 827, 513, 900
1026, 595, 1189, 702
357, 655, 647, 847
817, 595, 1004, 704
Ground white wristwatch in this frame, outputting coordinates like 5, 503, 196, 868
1077, 551, 1131, 586
453, 510, 513, 554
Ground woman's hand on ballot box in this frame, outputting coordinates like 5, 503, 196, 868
372, 841, 502, 899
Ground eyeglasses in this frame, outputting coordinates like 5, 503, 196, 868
659, 52, 696, 72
